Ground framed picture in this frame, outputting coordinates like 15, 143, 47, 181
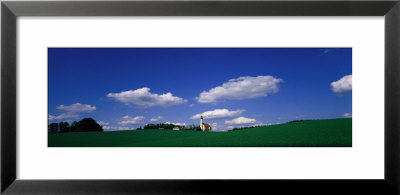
47, 47, 352, 147
2, 0, 400, 194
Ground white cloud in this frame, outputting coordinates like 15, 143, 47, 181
197, 75, 282, 103
224, 117, 258, 125
212, 124, 238, 132
49, 103, 96, 123
331, 75, 352, 95
103, 126, 116, 130
48, 115, 55, 121
56, 103, 96, 113
150, 116, 164, 123
107, 87, 187, 108
343, 113, 352, 118
174, 122, 186, 126
165, 122, 186, 126
119, 115, 145, 126
190, 109, 245, 120
48, 113, 79, 121
211, 122, 220, 131
98, 121, 109, 126
103, 126, 133, 131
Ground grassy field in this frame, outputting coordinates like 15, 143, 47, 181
48, 118, 352, 147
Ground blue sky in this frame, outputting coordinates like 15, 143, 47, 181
48, 48, 352, 131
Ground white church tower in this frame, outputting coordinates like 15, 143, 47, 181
200, 115, 211, 132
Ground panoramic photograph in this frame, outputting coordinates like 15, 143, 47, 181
48, 48, 352, 147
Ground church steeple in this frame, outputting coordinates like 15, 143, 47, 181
199, 116, 211, 132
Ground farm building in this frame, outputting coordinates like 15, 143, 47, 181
200, 116, 212, 132
172, 126, 180, 131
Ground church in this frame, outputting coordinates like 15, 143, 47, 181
200, 116, 212, 132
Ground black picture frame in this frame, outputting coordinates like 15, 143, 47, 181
2, 0, 400, 194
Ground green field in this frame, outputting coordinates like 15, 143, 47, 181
48, 118, 352, 147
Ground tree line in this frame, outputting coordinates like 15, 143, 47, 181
48, 118, 103, 134
48, 119, 204, 133
139, 123, 202, 131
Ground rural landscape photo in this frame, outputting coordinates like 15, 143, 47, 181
48, 48, 352, 147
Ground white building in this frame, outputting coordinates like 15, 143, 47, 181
200, 116, 212, 132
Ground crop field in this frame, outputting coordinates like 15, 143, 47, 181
48, 118, 351, 147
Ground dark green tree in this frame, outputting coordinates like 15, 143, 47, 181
195, 125, 202, 131
59, 121, 70, 133
70, 121, 78, 132
73, 118, 103, 132
48, 123, 58, 134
